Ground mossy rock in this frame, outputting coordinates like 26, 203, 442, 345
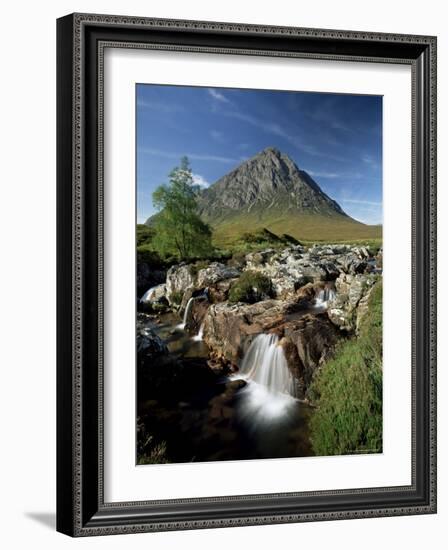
228, 271, 273, 304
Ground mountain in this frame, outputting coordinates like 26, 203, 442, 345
146, 147, 382, 245
196, 147, 346, 221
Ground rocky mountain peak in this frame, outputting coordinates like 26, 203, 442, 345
195, 147, 346, 221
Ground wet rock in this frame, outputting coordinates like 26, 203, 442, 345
140, 283, 167, 304
203, 300, 287, 366
280, 314, 342, 393
184, 295, 210, 333
295, 282, 317, 307
137, 323, 168, 356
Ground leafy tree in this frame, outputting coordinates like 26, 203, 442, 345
152, 157, 212, 259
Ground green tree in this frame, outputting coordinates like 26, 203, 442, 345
152, 157, 212, 259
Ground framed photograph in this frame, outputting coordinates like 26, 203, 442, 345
57, 13, 437, 536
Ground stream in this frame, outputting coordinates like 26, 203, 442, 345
139, 307, 316, 464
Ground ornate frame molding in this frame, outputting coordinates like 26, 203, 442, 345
57, 13, 437, 537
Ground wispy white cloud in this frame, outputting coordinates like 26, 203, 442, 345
339, 198, 382, 207
308, 170, 343, 179
224, 110, 346, 162
361, 154, 378, 167
139, 147, 237, 164
337, 200, 383, 225
192, 173, 210, 188
308, 170, 367, 180
208, 89, 231, 103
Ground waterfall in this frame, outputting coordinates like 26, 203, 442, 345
176, 297, 195, 330
140, 286, 157, 303
239, 334, 296, 397
234, 333, 298, 422
192, 323, 204, 342
314, 286, 336, 308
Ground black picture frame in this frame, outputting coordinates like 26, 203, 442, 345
57, 13, 437, 537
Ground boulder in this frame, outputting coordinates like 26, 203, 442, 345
165, 263, 196, 305
208, 277, 239, 303
295, 282, 318, 306
203, 300, 287, 366
196, 262, 241, 288
328, 273, 378, 331
184, 295, 210, 333
140, 283, 167, 304
203, 298, 341, 397
137, 321, 168, 357
326, 293, 351, 330
166, 262, 242, 308
279, 313, 342, 397
240, 244, 374, 298
245, 248, 277, 268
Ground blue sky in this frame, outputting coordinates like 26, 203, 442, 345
136, 84, 382, 224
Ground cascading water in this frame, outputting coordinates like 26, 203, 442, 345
314, 286, 336, 308
234, 333, 298, 423
140, 286, 157, 303
176, 297, 195, 330
192, 323, 204, 342
239, 334, 296, 396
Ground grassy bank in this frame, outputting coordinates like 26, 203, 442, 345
309, 280, 383, 456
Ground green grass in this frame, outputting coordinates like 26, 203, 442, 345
309, 281, 383, 456
209, 211, 382, 248
137, 436, 168, 465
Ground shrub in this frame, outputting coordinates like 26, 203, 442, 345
241, 228, 280, 244
309, 281, 382, 456
170, 291, 183, 306
228, 271, 273, 304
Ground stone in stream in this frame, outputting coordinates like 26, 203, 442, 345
137, 318, 168, 356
